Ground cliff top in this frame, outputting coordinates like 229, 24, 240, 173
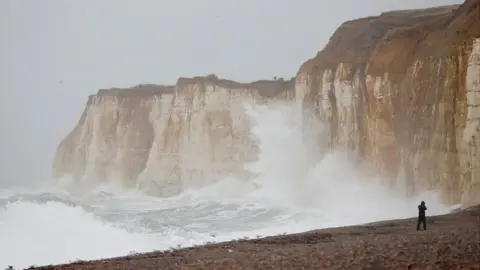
177, 74, 294, 88
177, 74, 295, 97
379, 5, 458, 17
95, 84, 175, 97
298, 1, 479, 75
91, 75, 295, 98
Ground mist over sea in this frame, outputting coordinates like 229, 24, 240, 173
0, 104, 456, 269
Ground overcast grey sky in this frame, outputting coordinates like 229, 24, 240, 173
0, 0, 462, 186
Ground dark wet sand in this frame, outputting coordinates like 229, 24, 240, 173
30, 206, 480, 270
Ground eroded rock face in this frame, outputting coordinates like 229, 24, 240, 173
53, 78, 294, 195
296, 1, 480, 206
53, 1, 480, 205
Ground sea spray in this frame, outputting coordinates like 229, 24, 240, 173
0, 103, 455, 269
242, 103, 454, 219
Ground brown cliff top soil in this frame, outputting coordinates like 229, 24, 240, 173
298, 0, 480, 78
95, 84, 176, 97
31, 205, 480, 270
367, 0, 480, 80
91, 76, 295, 100
176, 74, 295, 98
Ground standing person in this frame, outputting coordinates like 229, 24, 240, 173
417, 201, 427, 231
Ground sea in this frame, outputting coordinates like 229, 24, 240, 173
0, 104, 458, 269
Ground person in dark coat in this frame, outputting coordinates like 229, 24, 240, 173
417, 201, 427, 231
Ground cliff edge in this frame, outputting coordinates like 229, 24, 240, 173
296, 0, 480, 206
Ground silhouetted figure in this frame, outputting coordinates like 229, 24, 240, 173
417, 201, 427, 231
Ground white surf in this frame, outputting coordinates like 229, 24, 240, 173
0, 104, 457, 269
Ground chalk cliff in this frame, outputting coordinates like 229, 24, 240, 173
53, 77, 295, 195
296, 1, 480, 206
53, 1, 480, 206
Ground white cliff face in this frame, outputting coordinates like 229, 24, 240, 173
461, 38, 480, 205
294, 38, 480, 207
54, 93, 163, 187
53, 3, 478, 206
53, 80, 294, 195
332, 63, 361, 150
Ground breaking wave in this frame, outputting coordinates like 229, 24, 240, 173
0, 104, 457, 269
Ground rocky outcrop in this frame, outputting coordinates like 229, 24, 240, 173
53, 1, 480, 206
296, 1, 480, 206
53, 76, 294, 195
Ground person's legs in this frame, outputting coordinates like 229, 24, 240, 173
417, 216, 426, 230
